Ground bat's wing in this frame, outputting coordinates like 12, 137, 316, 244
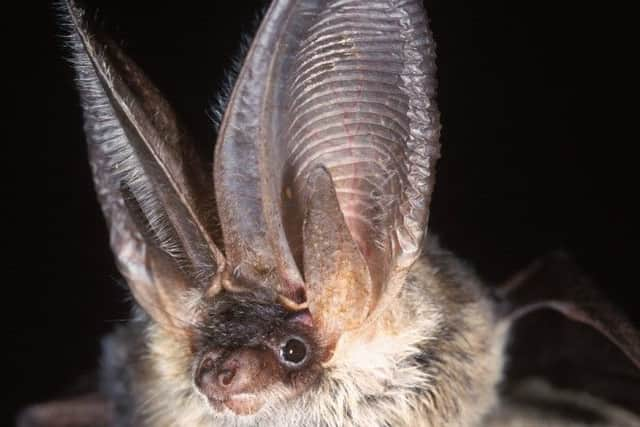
16, 394, 113, 427
485, 379, 640, 427
497, 252, 640, 416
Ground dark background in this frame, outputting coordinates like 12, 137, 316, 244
6, 0, 636, 424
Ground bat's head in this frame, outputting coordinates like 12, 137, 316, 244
188, 293, 321, 415
63, 0, 515, 424
61, 1, 640, 425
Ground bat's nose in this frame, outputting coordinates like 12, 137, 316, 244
218, 367, 236, 387
196, 347, 278, 415
216, 349, 266, 392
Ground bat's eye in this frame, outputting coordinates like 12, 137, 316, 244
280, 337, 308, 365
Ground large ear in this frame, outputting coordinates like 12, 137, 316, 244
214, 0, 440, 346
63, 0, 225, 330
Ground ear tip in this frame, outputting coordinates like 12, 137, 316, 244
304, 167, 344, 213
60, 0, 104, 41
58, 0, 91, 44
60, 0, 83, 21
306, 166, 333, 187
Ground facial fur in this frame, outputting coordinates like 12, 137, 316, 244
102, 239, 507, 427
57, 2, 640, 427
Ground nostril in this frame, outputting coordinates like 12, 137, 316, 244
201, 357, 215, 373
218, 368, 236, 387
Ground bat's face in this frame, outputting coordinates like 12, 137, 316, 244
53, 0, 640, 426
190, 294, 322, 415
126, 249, 504, 426
62, 0, 463, 423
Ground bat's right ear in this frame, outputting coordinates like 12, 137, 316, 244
61, 0, 226, 332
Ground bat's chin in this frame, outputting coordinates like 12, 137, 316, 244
224, 393, 265, 415
208, 393, 265, 416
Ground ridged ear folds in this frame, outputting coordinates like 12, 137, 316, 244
214, 0, 441, 353
63, 0, 225, 332
65, 0, 442, 354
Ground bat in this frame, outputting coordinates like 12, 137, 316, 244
18, 0, 640, 426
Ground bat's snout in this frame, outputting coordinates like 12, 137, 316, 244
196, 348, 277, 415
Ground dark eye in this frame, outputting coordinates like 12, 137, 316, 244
280, 337, 308, 365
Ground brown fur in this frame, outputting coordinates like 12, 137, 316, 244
101, 240, 640, 427
51, 2, 640, 426
103, 239, 508, 427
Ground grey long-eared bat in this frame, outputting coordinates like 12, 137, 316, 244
18, 1, 640, 426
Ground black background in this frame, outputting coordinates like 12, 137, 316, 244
5, 1, 637, 424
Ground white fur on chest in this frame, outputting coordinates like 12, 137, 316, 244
115, 243, 508, 427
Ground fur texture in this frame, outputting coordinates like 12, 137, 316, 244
102, 239, 507, 427
54, 2, 640, 426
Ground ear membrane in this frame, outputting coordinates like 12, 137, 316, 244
63, 0, 225, 330
303, 168, 374, 345
110, 214, 192, 331
213, 0, 441, 347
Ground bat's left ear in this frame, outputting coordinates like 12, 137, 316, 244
62, 0, 226, 331
497, 252, 640, 370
